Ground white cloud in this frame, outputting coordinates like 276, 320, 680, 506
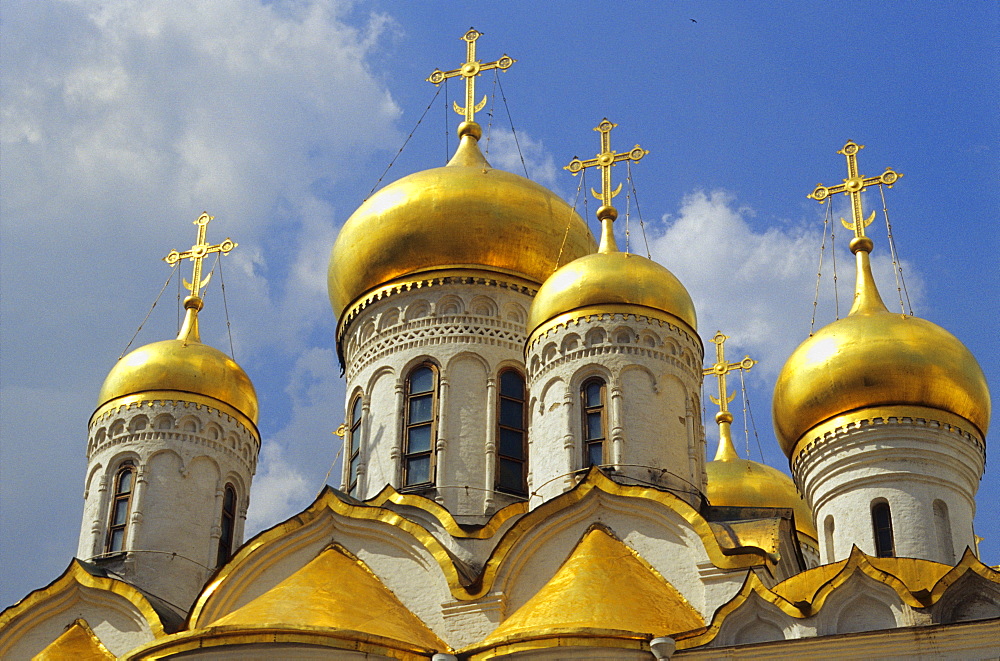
649, 190, 924, 380
482, 127, 561, 190
0, 0, 397, 606
245, 347, 345, 535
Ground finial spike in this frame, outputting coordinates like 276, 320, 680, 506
808, 142, 899, 316
163, 212, 238, 321
564, 119, 648, 251
426, 28, 516, 127
703, 331, 757, 462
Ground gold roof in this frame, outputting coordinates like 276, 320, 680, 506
528, 246, 697, 336
96, 296, 259, 425
773, 243, 990, 457
327, 123, 596, 322
677, 546, 1000, 650
706, 442, 817, 542
32, 619, 115, 661
209, 544, 446, 652
468, 526, 703, 656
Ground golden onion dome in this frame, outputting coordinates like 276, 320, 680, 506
327, 122, 596, 321
773, 238, 990, 458
96, 297, 259, 425
706, 413, 817, 542
528, 205, 696, 335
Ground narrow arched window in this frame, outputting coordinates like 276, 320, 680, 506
216, 484, 237, 567
824, 515, 836, 561
933, 499, 954, 564
872, 500, 895, 558
403, 364, 437, 487
581, 378, 607, 468
496, 369, 527, 495
347, 395, 363, 496
105, 463, 135, 554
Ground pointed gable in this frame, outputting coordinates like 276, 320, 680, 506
32, 619, 114, 661
210, 543, 446, 650
467, 526, 703, 657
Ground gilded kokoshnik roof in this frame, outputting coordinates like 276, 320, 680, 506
327, 124, 597, 324
32, 620, 115, 661
464, 526, 704, 659
129, 544, 448, 660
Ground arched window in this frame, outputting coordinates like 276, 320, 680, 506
496, 369, 527, 495
216, 484, 237, 567
872, 500, 895, 558
581, 378, 607, 468
824, 515, 836, 561
403, 364, 437, 487
105, 463, 135, 554
933, 499, 954, 564
347, 395, 363, 496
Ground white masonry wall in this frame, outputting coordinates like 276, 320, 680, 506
793, 414, 985, 565
525, 311, 706, 508
339, 273, 536, 519
80, 398, 258, 611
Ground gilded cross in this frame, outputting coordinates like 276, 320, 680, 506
163, 212, 237, 299
702, 331, 756, 416
807, 140, 903, 238
564, 119, 649, 207
426, 28, 516, 124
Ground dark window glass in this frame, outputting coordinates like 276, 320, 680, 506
406, 455, 431, 485
407, 425, 432, 453
109, 528, 125, 553
872, 501, 895, 558
217, 484, 238, 567
404, 365, 437, 486
500, 370, 525, 398
585, 381, 603, 407
582, 378, 606, 468
499, 427, 524, 459
409, 367, 434, 394
496, 370, 527, 495
348, 395, 363, 496
409, 394, 434, 423
500, 398, 523, 429
105, 463, 135, 554
587, 442, 604, 468
112, 500, 129, 526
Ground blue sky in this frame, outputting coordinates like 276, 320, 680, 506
1, 1, 997, 608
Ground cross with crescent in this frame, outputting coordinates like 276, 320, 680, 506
426, 28, 516, 124
564, 119, 649, 207
702, 331, 756, 417
163, 212, 237, 300
807, 140, 903, 239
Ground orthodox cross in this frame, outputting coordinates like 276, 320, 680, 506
807, 140, 903, 239
564, 119, 649, 207
163, 212, 237, 299
426, 28, 516, 124
703, 331, 756, 416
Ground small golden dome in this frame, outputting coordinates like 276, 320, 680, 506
327, 124, 596, 321
706, 456, 817, 542
97, 297, 259, 424
528, 208, 696, 334
773, 246, 990, 457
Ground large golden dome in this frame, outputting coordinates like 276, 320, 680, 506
327, 123, 596, 321
773, 243, 989, 458
528, 207, 696, 335
96, 297, 259, 425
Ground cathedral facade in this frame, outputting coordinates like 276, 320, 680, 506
2, 30, 997, 661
